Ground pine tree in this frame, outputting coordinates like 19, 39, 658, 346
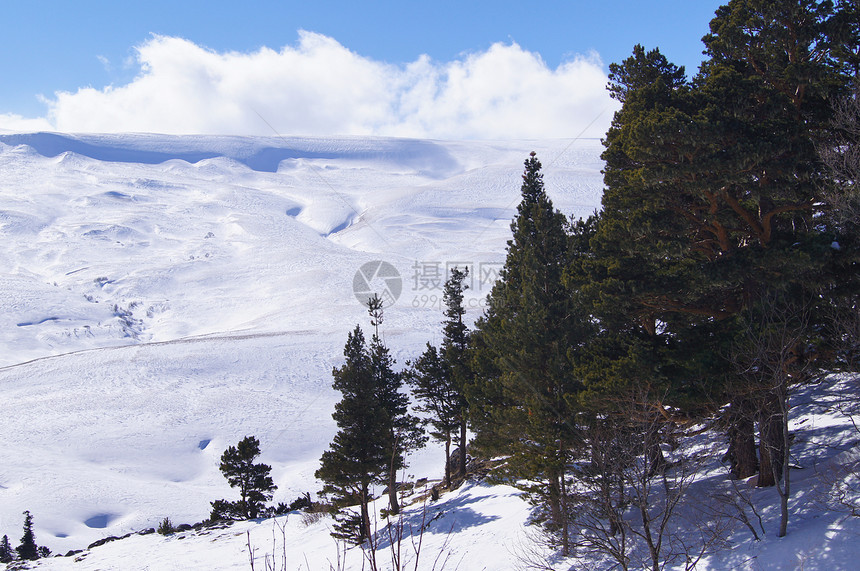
596, 42, 763, 479
696, 0, 853, 488
440, 267, 472, 482
471, 153, 585, 554
594, 0, 858, 491
0, 534, 13, 563
365, 295, 425, 516
406, 267, 472, 488
316, 325, 390, 544
584, 45, 716, 476
16, 510, 38, 561
211, 436, 277, 520
406, 343, 459, 488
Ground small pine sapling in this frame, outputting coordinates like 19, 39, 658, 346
157, 517, 175, 535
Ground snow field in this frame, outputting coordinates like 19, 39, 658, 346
2, 132, 857, 570
0, 133, 601, 558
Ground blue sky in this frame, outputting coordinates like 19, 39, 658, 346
1, 0, 725, 138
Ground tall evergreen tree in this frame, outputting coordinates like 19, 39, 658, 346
406, 343, 460, 488
595, 0, 858, 488
406, 267, 472, 488
696, 0, 853, 487
316, 326, 390, 544
370, 333, 425, 516
16, 511, 38, 561
211, 436, 277, 520
364, 294, 425, 516
585, 45, 722, 481
471, 153, 585, 554
440, 267, 472, 481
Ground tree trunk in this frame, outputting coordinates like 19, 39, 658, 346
388, 430, 400, 515
591, 422, 623, 536
778, 411, 791, 537
777, 380, 791, 537
757, 391, 785, 488
360, 483, 372, 544
458, 415, 468, 481
757, 437, 776, 487
558, 438, 570, 557
547, 470, 569, 554
560, 480, 570, 556
388, 464, 400, 516
645, 427, 669, 478
444, 432, 452, 489
727, 398, 759, 479
637, 488, 660, 571
548, 474, 562, 527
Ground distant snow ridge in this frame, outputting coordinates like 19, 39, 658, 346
0, 132, 462, 176
0, 133, 604, 368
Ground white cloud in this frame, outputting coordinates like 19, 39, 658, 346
31, 33, 617, 139
0, 113, 54, 133
387, 43, 614, 139
96, 55, 112, 72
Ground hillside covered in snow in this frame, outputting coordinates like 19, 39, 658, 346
0, 133, 601, 558
1, 133, 858, 570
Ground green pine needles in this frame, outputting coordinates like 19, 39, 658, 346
211, 436, 277, 521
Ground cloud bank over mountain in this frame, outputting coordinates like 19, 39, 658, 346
3, 33, 615, 139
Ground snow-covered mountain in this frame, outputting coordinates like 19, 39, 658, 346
1, 133, 858, 570
0, 133, 602, 558
0, 133, 603, 365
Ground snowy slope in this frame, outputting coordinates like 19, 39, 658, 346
0, 133, 602, 558
2, 133, 858, 570
11, 373, 860, 571
0, 133, 602, 366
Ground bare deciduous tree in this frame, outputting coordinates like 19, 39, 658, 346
563, 387, 729, 571
819, 83, 860, 228
730, 292, 819, 537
